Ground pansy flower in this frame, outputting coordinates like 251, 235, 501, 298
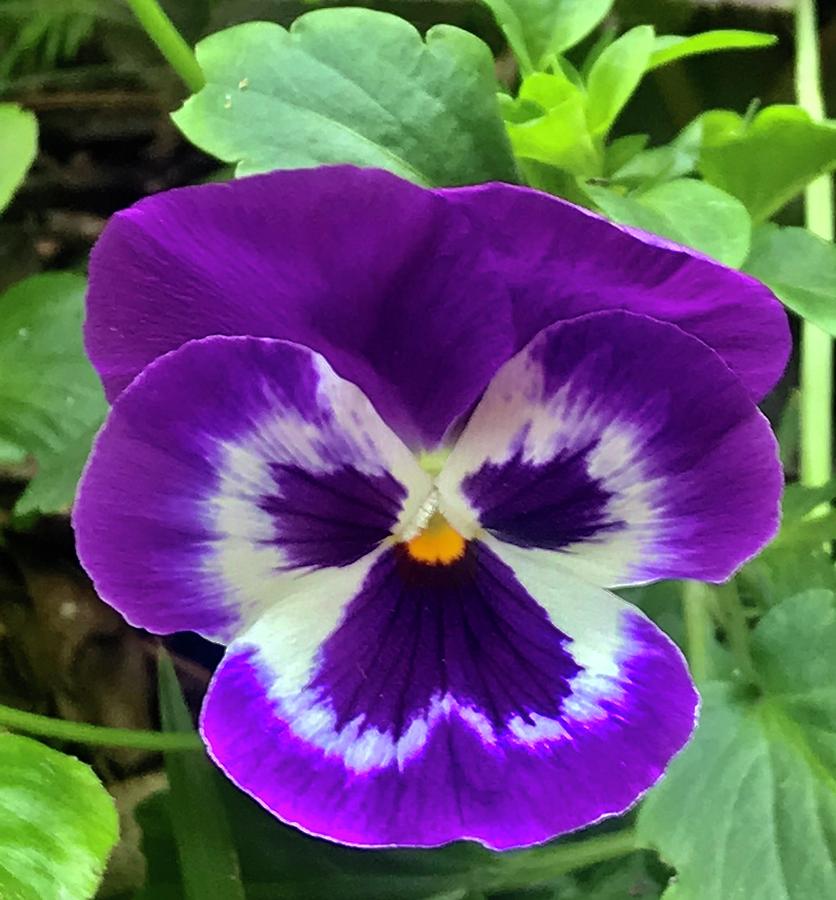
73, 166, 787, 850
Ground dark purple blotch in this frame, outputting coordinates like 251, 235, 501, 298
260, 464, 406, 570
463, 443, 625, 551
310, 541, 581, 739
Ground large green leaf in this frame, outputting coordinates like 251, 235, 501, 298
479, 0, 614, 73
744, 224, 836, 335
0, 733, 118, 899
585, 25, 654, 137
648, 30, 776, 71
638, 591, 836, 899
0, 103, 38, 214
0, 273, 106, 514
172, 10, 517, 187
698, 105, 836, 221
586, 178, 751, 267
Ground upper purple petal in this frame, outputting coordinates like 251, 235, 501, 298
86, 167, 789, 454
444, 182, 790, 402
85, 166, 514, 449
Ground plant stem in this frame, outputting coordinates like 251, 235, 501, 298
716, 582, 759, 687
481, 828, 641, 891
126, 0, 205, 94
682, 581, 712, 683
795, 0, 834, 489
0, 703, 202, 751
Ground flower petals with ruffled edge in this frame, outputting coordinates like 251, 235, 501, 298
446, 183, 790, 402
437, 310, 782, 587
72, 336, 431, 642
84, 166, 514, 449
201, 537, 696, 849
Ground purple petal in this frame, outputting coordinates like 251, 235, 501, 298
446, 182, 790, 402
438, 310, 781, 586
73, 335, 430, 641
85, 166, 514, 448
201, 538, 697, 849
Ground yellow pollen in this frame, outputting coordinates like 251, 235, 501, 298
405, 512, 466, 565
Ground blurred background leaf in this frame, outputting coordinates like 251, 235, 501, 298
0, 102, 37, 212
0, 732, 118, 899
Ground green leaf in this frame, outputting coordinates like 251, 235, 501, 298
0, 103, 38, 214
0, 733, 118, 899
604, 133, 648, 176
560, 852, 664, 899
648, 30, 777, 71
698, 105, 836, 221
781, 477, 836, 522
585, 25, 654, 137
744, 224, 836, 335
505, 73, 600, 175
0, 273, 106, 514
14, 418, 103, 516
157, 654, 245, 900
479, 0, 615, 73
638, 591, 836, 899
586, 178, 752, 267
612, 119, 701, 187
172, 10, 517, 188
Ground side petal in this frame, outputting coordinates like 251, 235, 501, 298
201, 538, 697, 850
73, 336, 431, 642
86, 166, 514, 448
437, 310, 781, 586
445, 182, 790, 402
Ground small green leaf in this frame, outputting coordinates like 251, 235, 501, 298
612, 119, 701, 187
648, 30, 777, 71
172, 10, 517, 188
506, 73, 600, 175
586, 178, 752, 267
0, 733, 118, 899
479, 0, 615, 73
158, 654, 245, 900
0, 103, 38, 214
604, 133, 648, 176
0, 273, 106, 514
0, 436, 26, 464
744, 224, 836, 335
781, 477, 836, 522
585, 25, 655, 137
698, 105, 836, 221
638, 591, 836, 900
14, 418, 103, 516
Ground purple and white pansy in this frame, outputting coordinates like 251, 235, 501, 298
73, 166, 788, 850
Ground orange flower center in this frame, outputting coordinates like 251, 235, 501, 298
405, 512, 466, 565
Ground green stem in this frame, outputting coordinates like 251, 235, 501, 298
0, 703, 202, 751
480, 828, 641, 892
682, 581, 712, 683
795, 0, 834, 489
126, 0, 205, 93
716, 582, 759, 687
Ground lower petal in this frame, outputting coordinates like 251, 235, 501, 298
201, 537, 697, 849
